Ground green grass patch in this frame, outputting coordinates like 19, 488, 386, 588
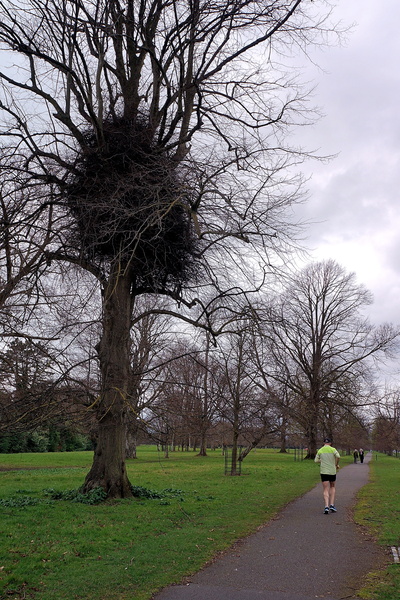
354, 453, 400, 600
0, 450, 93, 470
0, 446, 323, 600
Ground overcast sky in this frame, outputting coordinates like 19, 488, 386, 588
294, 0, 400, 325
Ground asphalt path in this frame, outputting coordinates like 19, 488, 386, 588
151, 452, 389, 600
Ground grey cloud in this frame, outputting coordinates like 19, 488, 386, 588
291, 0, 400, 327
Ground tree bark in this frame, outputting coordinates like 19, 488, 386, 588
230, 428, 240, 475
197, 333, 211, 457
82, 264, 133, 497
125, 426, 138, 459
197, 428, 207, 456
279, 416, 288, 453
305, 395, 319, 459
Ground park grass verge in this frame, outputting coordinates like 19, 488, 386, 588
0, 446, 323, 600
354, 453, 400, 600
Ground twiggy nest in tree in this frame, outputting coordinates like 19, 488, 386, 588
66, 117, 199, 289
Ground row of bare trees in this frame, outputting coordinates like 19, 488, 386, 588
1, 260, 398, 473
143, 260, 399, 465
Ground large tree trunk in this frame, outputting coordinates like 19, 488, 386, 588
125, 425, 138, 459
230, 396, 241, 475
230, 428, 240, 475
197, 334, 210, 457
279, 416, 288, 453
304, 395, 319, 459
82, 266, 133, 498
197, 428, 207, 456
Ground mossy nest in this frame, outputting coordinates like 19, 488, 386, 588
66, 117, 199, 290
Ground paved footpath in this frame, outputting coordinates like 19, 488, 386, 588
152, 453, 389, 600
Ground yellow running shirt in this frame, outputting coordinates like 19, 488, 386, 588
315, 445, 340, 475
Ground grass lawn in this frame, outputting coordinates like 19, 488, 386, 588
0, 446, 324, 600
354, 453, 400, 600
1, 446, 396, 600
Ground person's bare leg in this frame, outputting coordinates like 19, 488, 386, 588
329, 481, 336, 506
322, 481, 330, 507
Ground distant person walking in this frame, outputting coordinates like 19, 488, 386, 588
359, 448, 364, 463
315, 438, 340, 514
353, 449, 359, 463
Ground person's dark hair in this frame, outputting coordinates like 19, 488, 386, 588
324, 437, 332, 443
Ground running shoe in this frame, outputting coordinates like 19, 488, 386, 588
324, 507, 329, 514
329, 505, 337, 512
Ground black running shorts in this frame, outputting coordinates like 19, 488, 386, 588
320, 473, 336, 482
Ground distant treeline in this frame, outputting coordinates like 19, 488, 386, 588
0, 426, 94, 453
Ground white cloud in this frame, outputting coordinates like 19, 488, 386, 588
293, 0, 400, 326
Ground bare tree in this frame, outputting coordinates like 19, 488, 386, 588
125, 297, 175, 458
216, 326, 278, 474
0, 0, 340, 496
0, 334, 98, 441
0, 172, 56, 339
372, 389, 400, 454
259, 260, 400, 457
145, 336, 219, 454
